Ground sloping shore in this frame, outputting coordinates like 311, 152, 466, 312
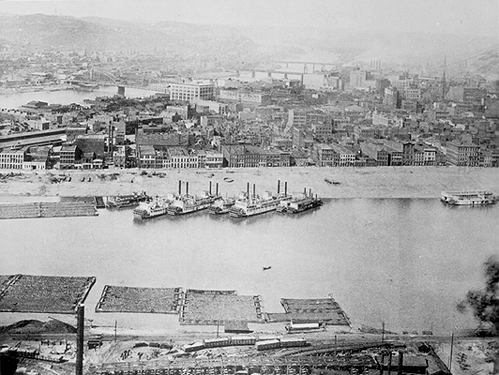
0, 167, 498, 199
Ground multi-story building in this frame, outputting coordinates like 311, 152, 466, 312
169, 81, 214, 103
59, 145, 82, 169
354, 126, 376, 140
445, 141, 480, 166
0, 149, 25, 169
222, 145, 261, 168
313, 143, 335, 167
167, 147, 199, 169
331, 144, 356, 166
350, 69, 366, 89
360, 141, 390, 166
405, 88, 421, 101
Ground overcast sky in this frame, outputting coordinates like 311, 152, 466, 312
0, 0, 498, 37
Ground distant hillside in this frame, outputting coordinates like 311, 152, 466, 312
0, 14, 258, 57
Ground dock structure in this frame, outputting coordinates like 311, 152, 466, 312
266, 297, 351, 327
179, 289, 264, 325
0, 275, 96, 314
0, 201, 98, 219
95, 286, 182, 314
89, 354, 376, 375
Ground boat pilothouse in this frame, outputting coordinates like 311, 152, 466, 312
441, 190, 498, 206
229, 180, 292, 218
167, 180, 219, 216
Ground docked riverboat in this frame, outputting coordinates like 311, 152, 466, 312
441, 190, 497, 206
209, 196, 235, 215
133, 194, 174, 220
277, 191, 323, 214
230, 181, 292, 218
229, 191, 291, 218
107, 191, 149, 209
167, 191, 218, 215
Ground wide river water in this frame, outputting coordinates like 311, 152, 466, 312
0, 86, 161, 109
0, 198, 498, 335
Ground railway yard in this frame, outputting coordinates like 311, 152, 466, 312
1, 275, 496, 375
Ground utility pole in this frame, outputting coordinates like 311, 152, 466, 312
449, 332, 454, 371
381, 321, 385, 343
76, 304, 84, 375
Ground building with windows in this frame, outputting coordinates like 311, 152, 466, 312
313, 143, 335, 167
59, 145, 82, 169
331, 144, 356, 166
169, 81, 214, 103
445, 141, 480, 166
0, 149, 25, 169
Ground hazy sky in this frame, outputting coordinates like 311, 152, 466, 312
0, 0, 498, 37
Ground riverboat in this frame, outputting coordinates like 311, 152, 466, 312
441, 190, 498, 206
167, 191, 219, 215
209, 196, 235, 215
277, 191, 323, 214
107, 191, 149, 209
133, 194, 174, 219
229, 191, 292, 218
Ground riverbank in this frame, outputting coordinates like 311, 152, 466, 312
0, 167, 498, 199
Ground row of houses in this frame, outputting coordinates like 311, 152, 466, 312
311, 138, 497, 167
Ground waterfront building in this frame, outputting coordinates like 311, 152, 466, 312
0, 148, 25, 169
360, 141, 390, 166
169, 81, 214, 103
330, 144, 356, 166
59, 145, 82, 169
313, 143, 335, 167
445, 140, 481, 166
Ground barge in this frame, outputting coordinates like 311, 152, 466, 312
441, 190, 497, 206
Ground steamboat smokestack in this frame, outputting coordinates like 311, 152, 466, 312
285, 181, 287, 195
186, 182, 189, 195
209, 181, 212, 195
178, 180, 182, 195
277, 180, 280, 194
216, 183, 219, 195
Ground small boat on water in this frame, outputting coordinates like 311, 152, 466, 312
133, 194, 175, 220
441, 190, 498, 206
107, 191, 150, 209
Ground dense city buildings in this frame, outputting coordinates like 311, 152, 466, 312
0, 46, 498, 171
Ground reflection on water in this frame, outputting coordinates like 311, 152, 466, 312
0, 198, 497, 334
0, 87, 161, 109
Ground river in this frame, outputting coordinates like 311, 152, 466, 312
0, 198, 497, 335
0, 86, 163, 110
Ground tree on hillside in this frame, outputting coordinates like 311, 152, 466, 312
457, 255, 499, 335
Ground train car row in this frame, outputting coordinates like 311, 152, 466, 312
183, 336, 307, 352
